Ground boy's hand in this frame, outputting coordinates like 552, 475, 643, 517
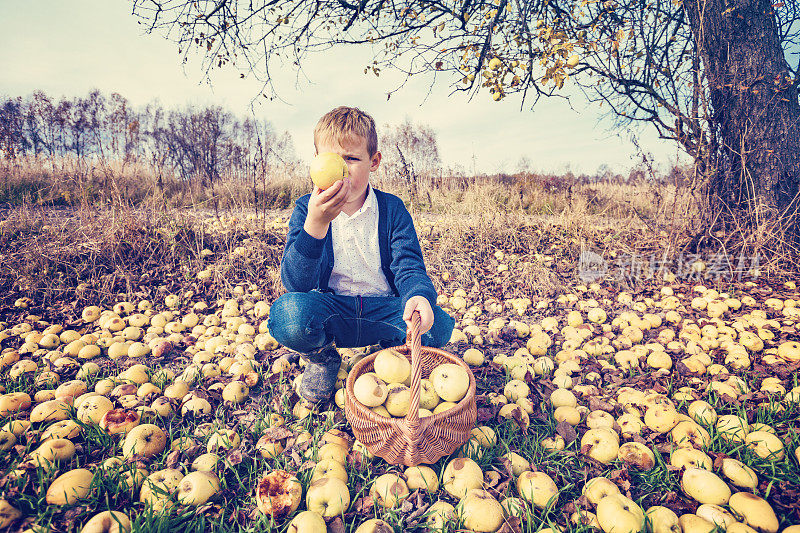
403, 295, 434, 335
304, 179, 351, 239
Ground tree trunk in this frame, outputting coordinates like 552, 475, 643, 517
683, 0, 800, 228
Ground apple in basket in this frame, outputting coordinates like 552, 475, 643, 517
353, 373, 389, 408
430, 363, 470, 403
352, 357, 470, 417
373, 348, 411, 385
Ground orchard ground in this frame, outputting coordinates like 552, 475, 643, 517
0, 180, 799, 533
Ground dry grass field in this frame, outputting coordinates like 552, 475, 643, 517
0, 159, 799, 533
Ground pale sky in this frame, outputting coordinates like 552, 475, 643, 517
0, 1, 686, 175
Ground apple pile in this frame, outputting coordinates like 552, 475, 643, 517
565, 469, 787, 533
255, 425, 513, 533
426, 277, 800, 531
350, 347, 471, 418
0, 291, 280, 531
255, 429, 366, 530
3, 240, 800, 533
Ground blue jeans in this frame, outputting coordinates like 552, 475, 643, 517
267, 291, 456, 353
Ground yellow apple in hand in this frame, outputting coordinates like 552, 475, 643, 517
310, 152, 348, 190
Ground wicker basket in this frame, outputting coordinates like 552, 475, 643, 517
344, 312, 477, 466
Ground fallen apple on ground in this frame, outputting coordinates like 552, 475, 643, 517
442, 457, 484, 499
405, 465, 439, 492
583, 476, 621, 506
517, 471, 558, 509
139, 469, 184, 512
46, 468, 94, 505
353, 519, 394, 533
79, 511, 131, 533
256, 470, 303, 518
287, 510, 326, 533
3, 237, 800, 533
645, 505, 681, 533
122, 424, 167, 458
177, 471, 220, 506
426, 500, 457, 529
681, 468, 731, 505
369, 473, 409, 508
458, 489, 505, 532
305, 477, 350, 518
597, 494, 644, 533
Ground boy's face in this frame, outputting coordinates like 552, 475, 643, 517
316, 134, 381, 212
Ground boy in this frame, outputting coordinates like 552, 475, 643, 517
268, 106, 455, 404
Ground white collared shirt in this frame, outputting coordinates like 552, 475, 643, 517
329, 186, 392, 297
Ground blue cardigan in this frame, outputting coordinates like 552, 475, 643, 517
280, 188, 438, 310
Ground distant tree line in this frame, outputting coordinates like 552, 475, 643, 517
2, 89, 680, 194
0, 89, 299, 185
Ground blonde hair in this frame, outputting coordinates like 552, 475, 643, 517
314, 106, 378, 156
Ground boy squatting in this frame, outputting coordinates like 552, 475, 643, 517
267, 106, 455, 404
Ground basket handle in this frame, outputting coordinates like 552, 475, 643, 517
404, 310, 423, 428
